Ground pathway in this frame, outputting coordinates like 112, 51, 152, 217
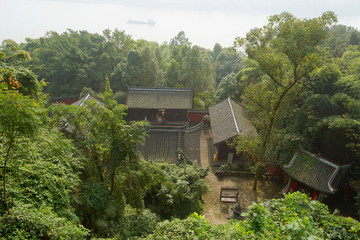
200, 128, 283, 225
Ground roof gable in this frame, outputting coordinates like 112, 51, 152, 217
126, 87, 192, 109
72, 92, 104, 107
209, 97, 256, 144
282, 150, 352, 194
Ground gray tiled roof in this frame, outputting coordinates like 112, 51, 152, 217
138, 129, 179, 164
72, 92, 104, 107
282, 150, 352, 194
126, 87, 192, 109
209, 97, 256, 144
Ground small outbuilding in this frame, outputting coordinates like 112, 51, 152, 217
126, 87, 192, 124
209, 97, 256, 166
282, 150, 352, 200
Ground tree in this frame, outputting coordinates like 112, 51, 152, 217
141, 46, 163, 86
215, 72, 239, 102
50, 95, 150, 237
104, 75, 113, 94
169, 31, 191, 49
24, 29, 128, 97
180, 46, 215, 95
165, 59, 180, 87
110, 62, 127, 91
212, 43, 222, 60
0, 47, 41, 98
322, 25, 360, 57
213, 47, 244, 84
0, 84, 45, 214
0, 50, 46, 214
125, 49, 142, 86
144, 160, 209, 219
235, 12, 337, 190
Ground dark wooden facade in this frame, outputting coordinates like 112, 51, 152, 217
128, 108, 188, 123
127, 87, 192, 125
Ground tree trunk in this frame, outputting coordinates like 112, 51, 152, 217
252, 168, 260, 191
3, 138, 14, 215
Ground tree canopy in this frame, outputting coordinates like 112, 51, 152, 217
234, 11, 338, 190
1, 10, 360, 239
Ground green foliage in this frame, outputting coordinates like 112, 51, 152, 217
0, 84, 47, 214
145, 193, 360, 239
146, 213, 222, 240
115, 206, 160, 239
193, 97, 205, 110
0, 204, 88, 239
2, 128, 83, 218
165, 58, 180, 87
322, 24, 360, 57
25, 29, 133, 97
0, 51, 89, 238
3, 13, 360, 240
125, 47, 163, 87
215, 72, 241, 102
50, 99, 151, 237
0, 86, 44, 140
180, 46, 215, 95
213, 47, 244, 84
234, 12, 337, 189
0, 48, 41, 98
113, 90, 126, 104
144, 160, 209, 219
169, 31, 191, 49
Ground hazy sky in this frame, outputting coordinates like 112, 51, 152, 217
1, 0, 360, 49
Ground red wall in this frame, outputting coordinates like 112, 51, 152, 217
187, 110, 209, 123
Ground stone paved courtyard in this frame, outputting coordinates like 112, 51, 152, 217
200, 128, 284, 225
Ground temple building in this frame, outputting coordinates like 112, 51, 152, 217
209, 97, 257, 167
126, 87, 192, 125
282, 150, 352, 200
127, 87, 203, 164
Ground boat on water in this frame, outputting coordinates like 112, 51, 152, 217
126, 19, 155, 26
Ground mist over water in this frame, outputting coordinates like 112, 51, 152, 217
1, 0, 360, 49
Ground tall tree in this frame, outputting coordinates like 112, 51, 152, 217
0, 78, 45, 214
212, 43, 222, 60
50, 95, 150, 236
213, 48, 244, 84
322, 25, 360, 58
165, 59, 180, 87
141, 46, 162, 87
181, 46, 215, 95
169, 31, 191, 49
235, 11, 337, 190
125, 49, 142, 86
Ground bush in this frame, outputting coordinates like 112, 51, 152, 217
0, 204, 88, 239
144, 193, 360, 239
116, 206, 160, 239
0, 128, 82, 219
146, 213, 219, 240
144, 160, 209, 219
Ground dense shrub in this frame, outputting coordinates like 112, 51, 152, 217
116, 206, 160, 239
145, 193, 360, 239
0, 204, 88, 239
144, 160, 209, 219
